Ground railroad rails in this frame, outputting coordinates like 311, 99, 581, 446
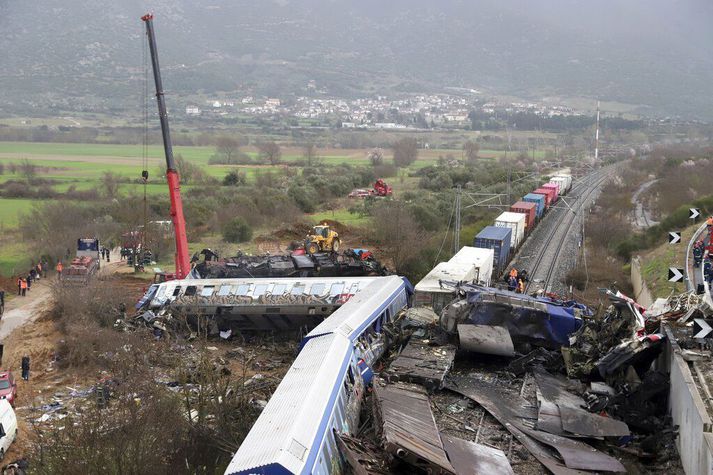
524, 166, 616, 294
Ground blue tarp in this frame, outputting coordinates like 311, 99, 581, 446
460, 284, 587, 348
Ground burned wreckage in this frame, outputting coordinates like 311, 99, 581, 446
192, 248, 388, 279
218, 276, 690, 474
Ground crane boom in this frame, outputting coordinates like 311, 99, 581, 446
141, 13, 191, 279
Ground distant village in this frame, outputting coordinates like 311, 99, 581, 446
183, 88, 581, 130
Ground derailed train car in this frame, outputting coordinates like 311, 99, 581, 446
225, 275, 411, 475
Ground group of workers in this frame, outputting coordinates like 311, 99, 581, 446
506, 268, 529, 293
16, 260, 50, 296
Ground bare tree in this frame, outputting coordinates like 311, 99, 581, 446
368, 148, 384, 166
215, 136, 242, 163
371, 202, 431, 275
258, 141, 282, 165
392, 138, 418, 168
463, 140, 480, 162
101, 171, 121, 200
303, 143, 320, 166
19, 158, 36, 181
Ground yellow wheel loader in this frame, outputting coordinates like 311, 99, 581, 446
305, 224, 340, 254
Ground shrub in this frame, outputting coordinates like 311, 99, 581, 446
222, 217, 253, 243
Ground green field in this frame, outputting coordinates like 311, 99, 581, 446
0, 198, 42, 229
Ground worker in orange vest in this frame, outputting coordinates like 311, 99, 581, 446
56, 261, 63, 280
509, 268, 518, 280
19, 278, 27, 297
516, 278, 525, 294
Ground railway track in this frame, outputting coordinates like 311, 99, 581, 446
525, 166, 616, 294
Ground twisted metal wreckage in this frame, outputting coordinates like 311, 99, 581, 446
128, 270, 708, 473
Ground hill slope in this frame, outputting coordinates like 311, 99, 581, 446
1, 0, 712, 118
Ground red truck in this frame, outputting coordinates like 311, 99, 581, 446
63, 238, 101, 283
348, 179, 393, 198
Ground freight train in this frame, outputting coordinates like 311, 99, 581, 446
473, 171, 573, 276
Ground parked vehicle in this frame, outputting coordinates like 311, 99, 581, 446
63, 238, 101, 283
348, 179, 393, 198
348, 189, 371, 198
0, 400, 17, 459
0, 373, 16, 407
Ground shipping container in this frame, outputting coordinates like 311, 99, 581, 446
533, 187, 554, 207
550, 176, 569, 196
552, 174, 572, 193
542, 183, 559, 202
523, 193, 546, 218
414, 261, 478, 313
448, 246, 494, 287
510, 201, 537, 230
474, 226, 512, 273
495, 212, 526, 249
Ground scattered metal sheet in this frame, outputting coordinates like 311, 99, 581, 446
386, 340, 456, 390
559, 405, 630, 438
536, 397, 564, 435
589, 382, 616, 396
447, 378, 588, 475
447, 376, 625, 473
335, 431, 391, 475
442, 434, 514, 475
457, 324, 515, 356
373, 382, 456, 474
535, 369, 630, 438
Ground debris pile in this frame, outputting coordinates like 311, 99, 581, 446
337, 285, 692, 473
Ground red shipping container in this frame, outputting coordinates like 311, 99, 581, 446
510, 201, 537, 230
533, 188, 553, 207
542, 183, 559, 202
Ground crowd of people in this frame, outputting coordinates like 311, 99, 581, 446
15, 260, 49, 297
506, 267, 529, 293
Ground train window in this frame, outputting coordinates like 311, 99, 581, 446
172, 286, 181, 297
184, 286, 197, 296
329, 283, 344, 297
347, 366, 355, 386
310, 283, 326, 295
217, 285, 231, 296
291, 285, 305, 295
272, 284, 287, 295
155, 286, 166, 299
253, 284, 268, 296
200, 286, 215, 297
320, 445, 332, 473
236, 284, 250, 296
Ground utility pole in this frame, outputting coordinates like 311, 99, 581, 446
594, 100, 600, 160
454, 185, 461, 254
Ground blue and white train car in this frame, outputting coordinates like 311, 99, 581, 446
225, 276, 411, 475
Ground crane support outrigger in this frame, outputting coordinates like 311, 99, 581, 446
141, 13, 191, 279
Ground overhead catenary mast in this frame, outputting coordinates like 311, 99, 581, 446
141, 13, 191, 279
594, 100, 600, 160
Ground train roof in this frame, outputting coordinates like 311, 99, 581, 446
149, 276, 380, 308
225, 333, 351, 475
304, 275, 407, 341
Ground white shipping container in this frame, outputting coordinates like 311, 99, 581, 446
414, 261, 477, 313
553, 174, 572, 192
495, 212, 526, 249
551, 177, 568, 195
448, 246, 494, 286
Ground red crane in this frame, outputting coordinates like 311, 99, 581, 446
141, 14, 191, 279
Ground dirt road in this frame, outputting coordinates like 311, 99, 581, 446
0, 280, 52, 341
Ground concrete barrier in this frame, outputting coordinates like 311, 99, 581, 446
662, 324, 713, 474
631, 256, 654, 308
